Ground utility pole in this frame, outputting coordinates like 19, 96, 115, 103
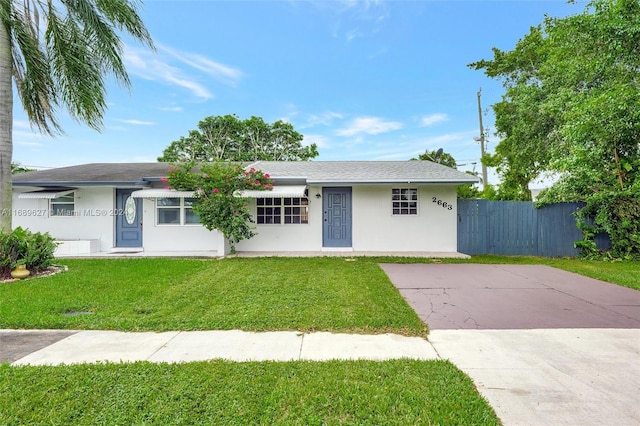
476, 88, 488, 188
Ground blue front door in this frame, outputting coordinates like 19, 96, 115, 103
115, 189, 142, 247
323, 187, 352, 247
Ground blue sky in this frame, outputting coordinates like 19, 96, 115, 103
13, 0, 583, 183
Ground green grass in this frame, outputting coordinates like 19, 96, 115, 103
7, 254, 631, 425
0, 359, 500, 425
0, 257, 427, 336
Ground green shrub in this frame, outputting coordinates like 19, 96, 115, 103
0, 227, 59, 275
575, 188, 640, 260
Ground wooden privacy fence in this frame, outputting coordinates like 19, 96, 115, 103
456, 200, 608, 257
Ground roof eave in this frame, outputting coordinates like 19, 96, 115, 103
306, 179, 480, 185
13, 181, 149, 187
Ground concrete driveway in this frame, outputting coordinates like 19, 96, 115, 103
381, 264, 640, 329
381, 264, 640, 426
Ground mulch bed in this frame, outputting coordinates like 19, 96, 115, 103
1, 265, 67, 284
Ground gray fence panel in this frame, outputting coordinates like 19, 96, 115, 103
488, 201, 538, 255
457, 199, 488, 255
457, 200, 593, 257
537, 203, 582, 257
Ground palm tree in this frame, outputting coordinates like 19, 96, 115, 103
0, 0, 154, 231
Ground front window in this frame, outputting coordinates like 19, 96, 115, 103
392, 188, 418, 215
157, 198, 200, 225
50, 192, 75, 216
257, 197, 309, 224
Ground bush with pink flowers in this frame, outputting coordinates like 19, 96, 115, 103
166, 162, 273, 251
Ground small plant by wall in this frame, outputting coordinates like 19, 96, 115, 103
0, 227, 59, 277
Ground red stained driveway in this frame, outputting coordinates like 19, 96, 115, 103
380, 264, 640, 329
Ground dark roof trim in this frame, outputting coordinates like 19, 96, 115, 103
13, 181, 150, 187
306, 179, 479, 185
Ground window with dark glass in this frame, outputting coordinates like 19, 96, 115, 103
257, 198, 308, 224
157, 198, 200, 225
50, 192, 76, 216
392, 188, 418, 215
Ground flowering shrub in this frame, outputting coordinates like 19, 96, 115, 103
166, 162, 273, 251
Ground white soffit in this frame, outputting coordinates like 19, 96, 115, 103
131, 189, 197, 198
239, 185, 307, 198
18, 189, 75, 199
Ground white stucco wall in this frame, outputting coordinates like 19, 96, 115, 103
236, 184, 459, 253
139, 198, 222, 251
12, 187, 115, 252
351, 185, 458, 252
12, 183, 460, 254
234, 185, 323, 252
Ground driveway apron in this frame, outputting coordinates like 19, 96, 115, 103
381, 264, 640, 426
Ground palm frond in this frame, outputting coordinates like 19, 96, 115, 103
3, 0, 154, 134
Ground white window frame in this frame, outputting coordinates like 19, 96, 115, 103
256, 197, 309, 225
392, 188, 418, 215
156, 197, 200, 226
49, 192, 76, 217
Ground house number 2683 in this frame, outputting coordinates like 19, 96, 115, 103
432, 197, 453, 210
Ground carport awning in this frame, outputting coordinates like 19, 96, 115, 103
238, 185, 307, 198
131, 189, 197, 198
18, 188, 75, 199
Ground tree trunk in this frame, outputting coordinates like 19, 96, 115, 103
0, 16, 13, 232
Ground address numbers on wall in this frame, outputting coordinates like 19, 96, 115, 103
432, 197, 453, 211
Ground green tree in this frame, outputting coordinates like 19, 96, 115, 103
415, 149, 481, 199
11, 162, 34, 174
471, 0, 640, 257
417, 149, 457, 168
158, 114, 319, 162
0, 0, 154, 231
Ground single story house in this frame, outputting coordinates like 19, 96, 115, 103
11, 161, 479, 256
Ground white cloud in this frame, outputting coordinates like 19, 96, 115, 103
336, 116, 403, 136
302, 111, 344, 128
124, 46, 213, 100
346, 27, 363, 42
305, 0, 388, 41
420, 113, 449, 126
302, 134, 331, 149
12, 127, 50, 147
159, 106, 183, 112
158, 44, 244, 86
13, 120, 32, 129
120, 119, 155, 126
123, 43, 243, 101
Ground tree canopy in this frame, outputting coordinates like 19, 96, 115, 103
0, 0, 154, 230
470, 0, 640, 257
415, 149, 481, 199
158, 115, 319, 162
11, 162, 34, 174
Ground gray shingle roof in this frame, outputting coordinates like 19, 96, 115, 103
13, 163, 173, 186
13, 161, 479, 186
250, 161, 479, 184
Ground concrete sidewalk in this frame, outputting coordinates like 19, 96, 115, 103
5, 329, 437, 365
3, 328, 639, 426
430, 328, 640, 426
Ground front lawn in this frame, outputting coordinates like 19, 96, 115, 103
0, 359, 500, 425
0, 257, 427, 336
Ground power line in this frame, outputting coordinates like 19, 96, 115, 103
475, 88, 489, 187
